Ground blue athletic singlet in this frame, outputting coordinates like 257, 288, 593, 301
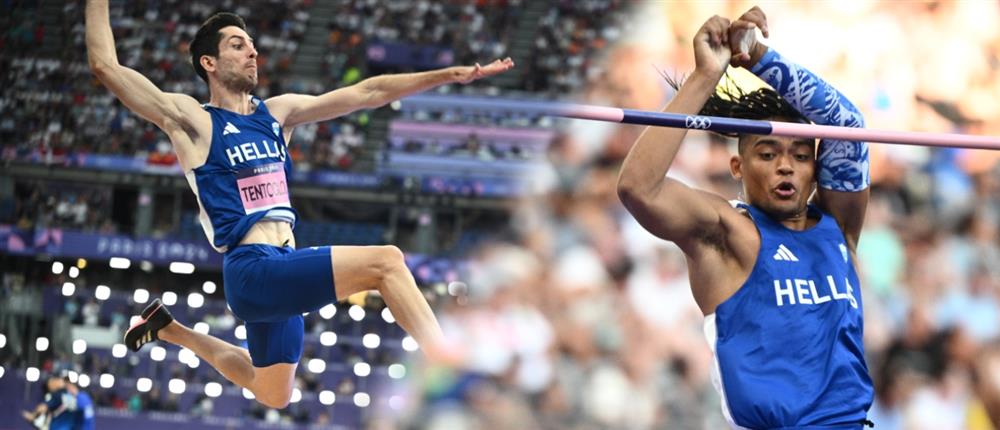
185, 96, 334, 367
75, 390, 95, 430
44, 388, 78, 430
185, 96, 297, 252
704, 202, 873, 429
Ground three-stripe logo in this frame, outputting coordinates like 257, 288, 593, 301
222, 122, 241, 135
773, 244, 799, 262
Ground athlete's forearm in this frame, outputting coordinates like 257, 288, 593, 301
85, 0, 121, 72
751, 48, 864, 128
356, 67, 464, 108
618, 72, 717, 196
752, 47, 869, 192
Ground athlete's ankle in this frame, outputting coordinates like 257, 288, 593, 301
157, 321, 184, 343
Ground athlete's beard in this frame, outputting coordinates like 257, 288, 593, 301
220, 68, 257, 94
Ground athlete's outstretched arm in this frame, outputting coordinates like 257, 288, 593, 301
21, 402, 48, 424
266, 58, 514, 128
729, 6, 870, 249
85, 0, 200, 131
617, 16, 735, 250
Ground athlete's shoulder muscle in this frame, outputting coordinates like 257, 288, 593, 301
161, 94, 212, 171
683, 200, 761, 314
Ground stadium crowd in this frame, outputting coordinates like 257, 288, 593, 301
1, 0, 624, 174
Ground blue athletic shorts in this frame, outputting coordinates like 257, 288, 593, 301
223, 244, 336, 367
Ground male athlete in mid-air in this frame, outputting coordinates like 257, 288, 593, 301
85, 0, 513, 408
617, 6, 874, 429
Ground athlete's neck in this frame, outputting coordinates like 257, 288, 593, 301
775, 208, 818, 231
207, 84, 253, 115
746, 202, 817, 231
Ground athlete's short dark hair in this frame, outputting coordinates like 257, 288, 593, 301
190, 12, 247, 83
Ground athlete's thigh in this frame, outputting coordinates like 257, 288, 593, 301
244, 315, 301, 406
228, 245, 336, 320
330, 245, 399, 301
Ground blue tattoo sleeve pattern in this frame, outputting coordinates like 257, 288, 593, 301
751, 48, 870, 192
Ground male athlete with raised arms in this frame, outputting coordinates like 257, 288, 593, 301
617, 6, 874, 429
85, 1, 513, 409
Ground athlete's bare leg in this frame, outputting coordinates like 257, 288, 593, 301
330, 245, 449, 360
153, 245, 447, 409
158, 323, 295, 409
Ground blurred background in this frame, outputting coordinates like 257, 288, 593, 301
1, 1, 999, 429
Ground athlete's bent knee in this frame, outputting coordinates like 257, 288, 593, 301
378, 245, 405, 265
372, 245, 406, 279
256, 389, 292, 409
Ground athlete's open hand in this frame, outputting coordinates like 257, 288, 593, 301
457, 57, 515, 84
728, 6, 770, 69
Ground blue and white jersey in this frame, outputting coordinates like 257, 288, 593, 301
704, 202, 873, 429
75, 390, 95, 430
44, 388, 78, 430
185, 96, 297, 252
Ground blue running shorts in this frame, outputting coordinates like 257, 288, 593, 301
223, 244, 336, 366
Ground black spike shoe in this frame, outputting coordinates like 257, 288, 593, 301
124, 298, 174, 352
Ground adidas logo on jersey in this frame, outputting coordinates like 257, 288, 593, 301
222, 122, 241, 135
773, 244, 798, 262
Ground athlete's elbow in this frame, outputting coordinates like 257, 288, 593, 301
356, 79, 388, 109
844, 106, 866, 129
365, 91, 392, 109
87, 58, 115, 81
618, 186, 655, 220
87, 59, 106, 76
616, 182, 637, 207
855, 113, 866, 129
616, 175, 651, 207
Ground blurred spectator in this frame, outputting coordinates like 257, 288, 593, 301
2, 181, 112, 232
528, 1, 627, 96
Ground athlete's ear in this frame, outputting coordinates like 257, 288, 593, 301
730, 154, 743, 181
200, 55, 217, 75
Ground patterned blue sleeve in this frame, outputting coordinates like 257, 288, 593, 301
751, 48, 870, 192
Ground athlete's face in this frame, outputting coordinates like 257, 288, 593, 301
46, 376, 65, 392
730, 133, 816, 219
209, 26, 258, 92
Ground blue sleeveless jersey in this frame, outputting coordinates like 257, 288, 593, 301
704, 203, 873, 429
76, 391, 95, 430
185, 96, 297, 252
